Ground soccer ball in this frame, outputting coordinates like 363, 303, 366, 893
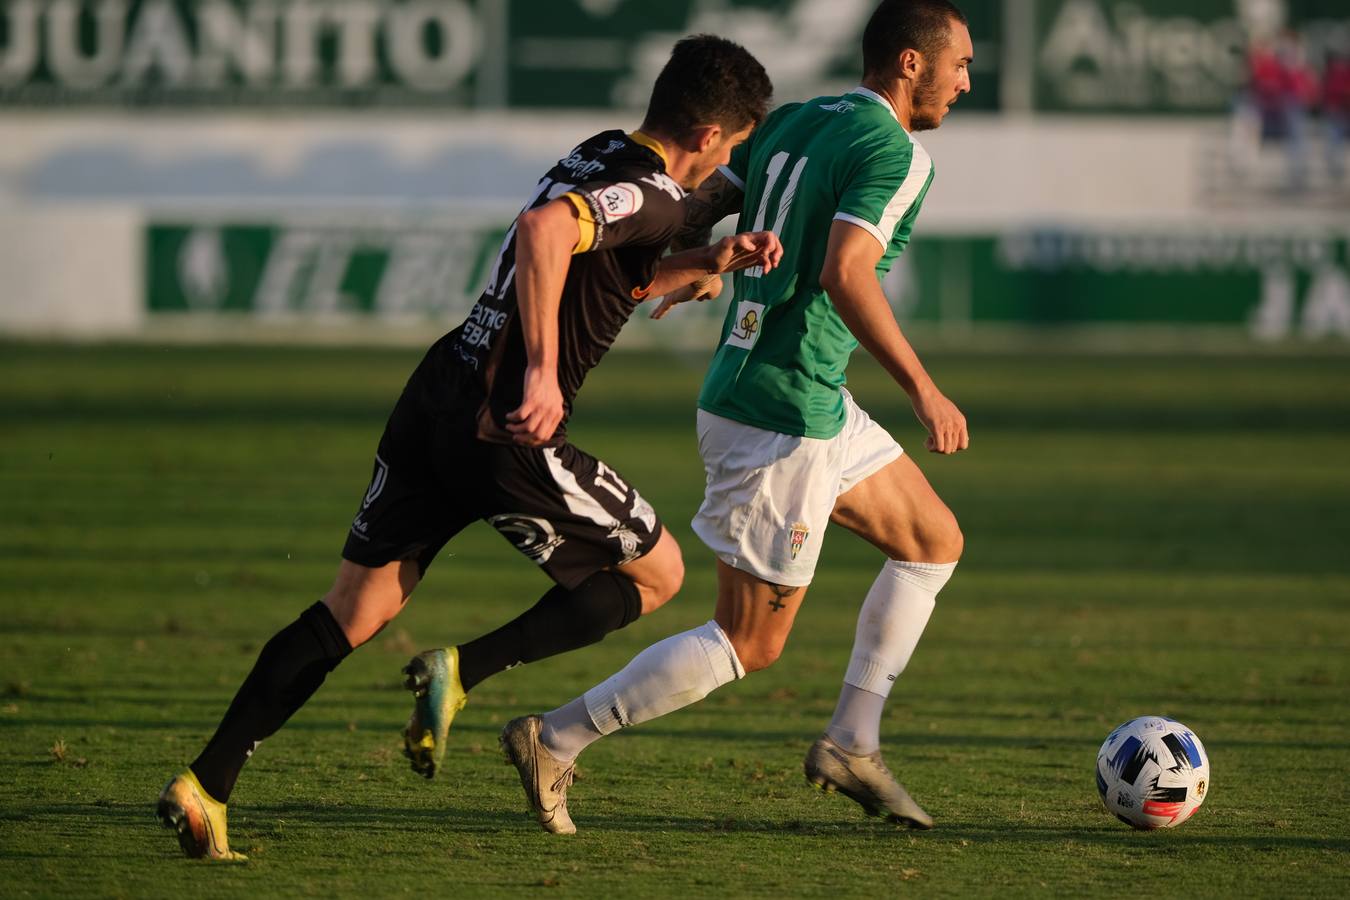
1095, 716, 1210, 829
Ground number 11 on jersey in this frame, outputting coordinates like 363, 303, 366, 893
744, 152, 808, 279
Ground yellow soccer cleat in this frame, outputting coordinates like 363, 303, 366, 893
401, 646, 468, 779
156, 769, 246, 860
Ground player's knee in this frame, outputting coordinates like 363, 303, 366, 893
322, 565, 410, 648
572, 569, 645, 636
649, 545, 684, 608
930, 512, 964, 563
629, 535, 685, 614
901, 508, 963, 564
729, 634, 785, 674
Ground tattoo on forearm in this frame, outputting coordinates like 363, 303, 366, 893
671, 171, 744, 253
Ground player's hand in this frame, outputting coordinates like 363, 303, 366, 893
507, 365, 564, 446
912, 387, 969, 455
710, 230, 783, 275
650, 275, 724, 320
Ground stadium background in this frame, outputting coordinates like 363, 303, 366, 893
2, 0, 1347, 343
2, 1, 1348, 896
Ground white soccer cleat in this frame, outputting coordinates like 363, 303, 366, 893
500, 715, 577, 835
804, 733, 933, 829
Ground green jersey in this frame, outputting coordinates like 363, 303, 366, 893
698, 87, 935, 439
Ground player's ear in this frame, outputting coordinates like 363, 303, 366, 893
898, 47, 923, 83
689, 123, 722, 154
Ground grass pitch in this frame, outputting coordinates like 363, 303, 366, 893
1, 341, 1348, 897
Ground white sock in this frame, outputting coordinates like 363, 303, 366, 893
826, 684, 887, 755
826, 560, 955, 754
538, 696, 600, 764
540, 620, 744, 761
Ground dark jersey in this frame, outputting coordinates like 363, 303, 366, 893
433, 130, 688, 445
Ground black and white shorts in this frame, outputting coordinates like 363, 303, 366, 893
341, 376, 662, 590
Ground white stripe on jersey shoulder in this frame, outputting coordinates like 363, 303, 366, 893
873, 138, 932, 244
833, 86, 929, 250
832, 212, 888, 247
849, 86, 901, 125
717, 164, 746, 191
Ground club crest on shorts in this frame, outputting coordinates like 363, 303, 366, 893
725, 300, 765, 350
789, 521, 810, 559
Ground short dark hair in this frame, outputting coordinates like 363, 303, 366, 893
862, 0, 967, 78
642, 35, 773, 138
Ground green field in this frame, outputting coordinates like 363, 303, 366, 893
1, 342, 1348, 897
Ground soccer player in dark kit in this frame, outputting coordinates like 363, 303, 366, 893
156, 35, 778, 860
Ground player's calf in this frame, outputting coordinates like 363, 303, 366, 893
402, 568, 648, 778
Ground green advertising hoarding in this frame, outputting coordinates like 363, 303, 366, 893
897, 229, 1350, 339
1033, 0, 1350, 113
146, 220, 508, 316
146, 221, 1350, 341
0, 0, 1001, 109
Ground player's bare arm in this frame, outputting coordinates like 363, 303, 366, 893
651, 169, 749, 317
645, 230, 782, 310
821, 219, 969, 454
505, 197, 582, 447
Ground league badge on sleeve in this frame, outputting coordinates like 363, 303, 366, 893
589, 183, 644, 223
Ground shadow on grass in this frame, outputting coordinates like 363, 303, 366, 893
935, 821, 1350, 853
5, 801, 1348, 855
5, 712, 1350, 756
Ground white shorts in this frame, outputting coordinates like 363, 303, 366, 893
691, 389, 903, 587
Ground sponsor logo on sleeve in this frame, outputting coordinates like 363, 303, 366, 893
560, 150, 607, 179
586, 183, 644, 223
639, 172, 685, 200
724, 300, 766, 350
818, 99, 856, 113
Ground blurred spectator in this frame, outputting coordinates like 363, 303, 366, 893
1233, 30, 1318, 190
1323, 52, 1350, 183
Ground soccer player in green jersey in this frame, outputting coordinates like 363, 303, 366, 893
502, 0, 972, 834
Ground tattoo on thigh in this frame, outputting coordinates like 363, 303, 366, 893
767, 583, 796, 612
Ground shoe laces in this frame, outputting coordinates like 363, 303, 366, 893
865, 750, 895, 779
550, 765, 575, 796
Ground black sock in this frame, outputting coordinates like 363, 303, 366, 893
190, 601, 352, 803
457, 570, 643, 692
